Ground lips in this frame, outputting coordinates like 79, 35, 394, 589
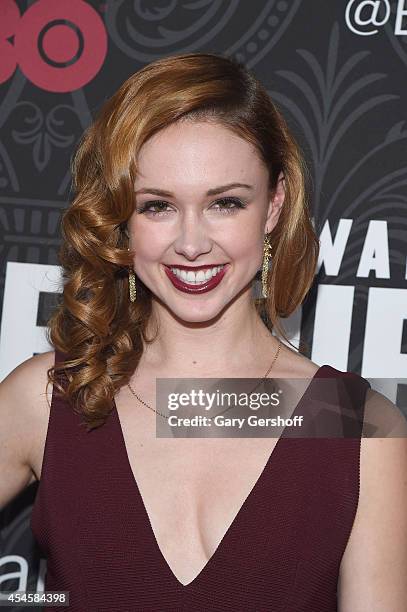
164, 264, 227, 271
163, 264, 229, 294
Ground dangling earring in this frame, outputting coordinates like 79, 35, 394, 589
129, 269, 136, 302
127, 247, 136, 302
261, 234, 272, 298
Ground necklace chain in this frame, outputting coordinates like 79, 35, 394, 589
127, 339, 282, 420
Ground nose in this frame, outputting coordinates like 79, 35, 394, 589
172, 210, 213, 261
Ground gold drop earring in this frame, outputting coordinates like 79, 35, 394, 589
261, 233, 272, 298
127, 247, 136, 302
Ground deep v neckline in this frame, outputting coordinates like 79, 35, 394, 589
113, 365, 329, 588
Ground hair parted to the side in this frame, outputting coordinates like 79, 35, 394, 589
46, 52, 320, 431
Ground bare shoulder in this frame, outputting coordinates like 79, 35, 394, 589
338, 388, 407, 610
362, 386, 407, 437
276, 341, 321, 378
0, 350, 56, 485
2, 350, 55, 411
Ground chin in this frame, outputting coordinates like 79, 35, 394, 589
169, 300, 228, 324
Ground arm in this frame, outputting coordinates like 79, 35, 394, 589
0, 351, 54, 510
338, 388, 407, 611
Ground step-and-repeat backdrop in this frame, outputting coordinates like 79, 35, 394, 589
0, 0, 406, 606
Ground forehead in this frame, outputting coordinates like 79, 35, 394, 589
134, 120, 265, 187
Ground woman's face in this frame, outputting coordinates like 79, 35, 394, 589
128, 120, 284, 323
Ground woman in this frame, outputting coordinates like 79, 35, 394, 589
1, 53, 406, 611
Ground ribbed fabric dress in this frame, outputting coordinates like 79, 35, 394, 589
30, 350, 370, 612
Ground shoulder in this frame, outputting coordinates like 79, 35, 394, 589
0, 350, 56, 484
2, 350, 56, 406
276, 342, 321, 377
281, 344, 373, 392
338, 388, 407, 609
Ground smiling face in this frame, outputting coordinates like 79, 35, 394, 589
128, 120, 284, 324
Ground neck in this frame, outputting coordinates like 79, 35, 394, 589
139, 297, 279, 377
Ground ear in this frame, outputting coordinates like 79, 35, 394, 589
265, 171, 285, 233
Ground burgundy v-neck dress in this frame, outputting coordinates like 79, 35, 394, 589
30, 350, 370, 611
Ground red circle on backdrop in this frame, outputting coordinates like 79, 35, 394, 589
42, 24, 80, 64
0, 40, 18, 83
0, 0, 20, 83
0, 0, 20, 38
14, 0, 107, 92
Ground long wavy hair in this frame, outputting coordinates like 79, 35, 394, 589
46, 52, 319, 431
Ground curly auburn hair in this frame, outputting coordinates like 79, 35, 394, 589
46, 52, 319, 431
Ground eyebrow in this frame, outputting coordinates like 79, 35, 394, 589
134, 182, 254, 197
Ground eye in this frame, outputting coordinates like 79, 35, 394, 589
210, 197, 247, 213
136, 200, 173, 216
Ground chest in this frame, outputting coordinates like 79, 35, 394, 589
115, 400, 280, 585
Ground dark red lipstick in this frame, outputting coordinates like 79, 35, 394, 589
163, 264, 229, 294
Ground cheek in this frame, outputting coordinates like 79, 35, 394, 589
227, 230, 261, 259
130, 226, 167, 261
227, 231, 264, 274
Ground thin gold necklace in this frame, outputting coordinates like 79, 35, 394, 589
127, 339, 282, 420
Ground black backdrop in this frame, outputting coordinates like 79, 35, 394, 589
0, 0, 406, 606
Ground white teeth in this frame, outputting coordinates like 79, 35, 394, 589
170, 265, 225, 284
